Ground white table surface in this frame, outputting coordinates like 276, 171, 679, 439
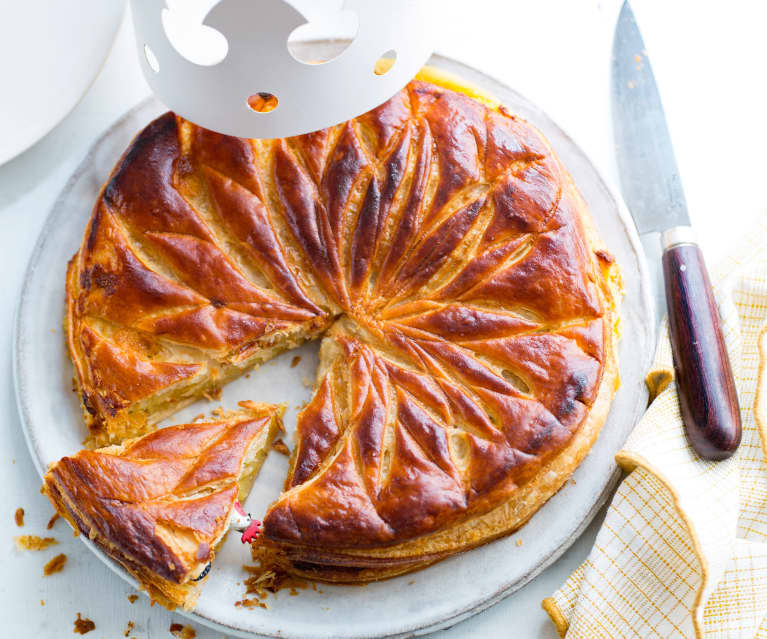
2, 1, 765, 637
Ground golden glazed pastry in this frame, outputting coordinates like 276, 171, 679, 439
66, 67, 621, 581
43, 403, 282, 609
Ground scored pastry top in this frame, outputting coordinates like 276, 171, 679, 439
66, 73, 619, 550
43, 403, 281, 607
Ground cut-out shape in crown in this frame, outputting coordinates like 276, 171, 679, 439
130, 0, 434, 139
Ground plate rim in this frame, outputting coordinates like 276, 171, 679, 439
13, 52, 655, 639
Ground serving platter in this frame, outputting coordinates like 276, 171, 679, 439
14, 51, 654, 638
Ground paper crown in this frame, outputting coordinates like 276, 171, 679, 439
129, 0, 434, 139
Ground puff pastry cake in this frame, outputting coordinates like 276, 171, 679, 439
43, 403, 282, 609
65, 67, 621, 582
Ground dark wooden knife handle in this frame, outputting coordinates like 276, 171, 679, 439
662, 241, 741, 460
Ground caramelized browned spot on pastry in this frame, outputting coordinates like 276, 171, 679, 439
43, 404, 282, 610
66, 71, 621, 582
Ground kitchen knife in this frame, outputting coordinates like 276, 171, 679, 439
611, 1, 741, 460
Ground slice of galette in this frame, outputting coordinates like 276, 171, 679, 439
43, 401, 281, 610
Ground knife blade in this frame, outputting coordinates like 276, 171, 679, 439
612, 1, 688, 234
611, 0, 741, 460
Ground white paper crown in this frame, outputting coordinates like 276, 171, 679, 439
129, 0, 434, 139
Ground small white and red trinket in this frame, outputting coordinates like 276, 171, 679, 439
231, 500, 262, 544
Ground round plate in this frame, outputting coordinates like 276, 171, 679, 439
14, 53, 654, 638
0, 0, 125, 166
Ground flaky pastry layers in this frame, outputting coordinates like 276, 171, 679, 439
43, 403, 282, 609
66, 67, 621, 580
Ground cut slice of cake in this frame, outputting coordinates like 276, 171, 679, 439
43, 402, 282, 610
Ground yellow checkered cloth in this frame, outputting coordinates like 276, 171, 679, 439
542, 225, 767, 638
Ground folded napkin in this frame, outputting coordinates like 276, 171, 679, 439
542, 225, 767, 638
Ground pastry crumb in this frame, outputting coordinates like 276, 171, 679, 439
235, 597, 268, 610
14, 507, 24, 527
123, 620, 135, 637
73, 613, 95, 634
301, 376, 312, 388
40, 599, 45, 606
127, 594, 139, 604
272, 439, 290, 456
15, 535, 58, 551
202, 387, 222, 401
408, 579, 414, 585
240, 545, 308, 606
290, 355, 302, 368
47, 513, 60, 529
169, 623, 196, 638
43, 553, 67, 575
516, 539, 523, 547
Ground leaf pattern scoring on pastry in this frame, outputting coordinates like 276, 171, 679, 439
43, 403, 282, 609
66, 78, 618, 552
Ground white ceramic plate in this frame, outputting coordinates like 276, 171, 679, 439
0, 0, 125, 166
14, 54, 654, 639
